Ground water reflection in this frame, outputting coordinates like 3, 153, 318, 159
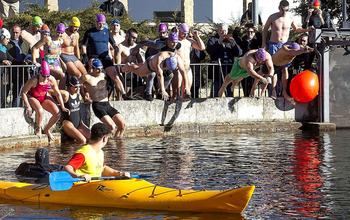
1, 131, 350, 219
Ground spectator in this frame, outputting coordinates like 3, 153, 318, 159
262, 0, 313, 98
0, 0, 19, 18
240, 2, 263, 26
6, 24, 32, 106
293, 33, 315, 71
302, 0, 330, 29
206, 23, 242, 97
189, 48, 205, 98
81, 14, 131, 100
60, 76, 91, 144
61, 17, 87, 79
81, 59, 126, 138
233, 24, 262, 97
32, 24, 66, 87
0, 28, 27, 108
100, 0, 126, 17
21, 61, 69, 140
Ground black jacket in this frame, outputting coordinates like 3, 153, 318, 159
100, 0, 126, 17
206, 33, 242, 63
233, 28, 262, 54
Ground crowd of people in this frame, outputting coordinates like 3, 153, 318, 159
0, 0, 328, 143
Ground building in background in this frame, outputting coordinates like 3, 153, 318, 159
20, 0, 302, 25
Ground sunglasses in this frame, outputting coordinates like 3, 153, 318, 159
160, 31, 167, 34
281, 8, 289, 12
95, 68, 103, 72
41, 73, 50, 78
97, 22, 106, 26
247, 31, 254, 34
72, 85, 81, 88
130, 35, 137, 40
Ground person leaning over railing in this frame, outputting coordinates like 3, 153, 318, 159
6, 24, 32, 107
0, 28, 29, 108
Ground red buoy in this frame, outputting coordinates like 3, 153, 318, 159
290, 70, 319, 103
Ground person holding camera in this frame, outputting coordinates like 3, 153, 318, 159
206, 23, 242, 97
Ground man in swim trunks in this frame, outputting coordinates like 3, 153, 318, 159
121, 51, 186, 101
218, 48, 274, 98
250, 43, 314, 100
81, 13, 130, 100
64, 122, 130, 182
61, 17, 87, 79
81, 59, 126, 138
21, 16, 43, 48
262, 0, 313, 97
176, 23, 205, 98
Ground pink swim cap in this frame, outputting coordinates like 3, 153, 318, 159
256, 48, 267, 61
96, 14, 106, 23
290, 43, 300, 50
179, 23, 189, 34
41, 61, 50, 76
158, 23, 168, 32
168, 32, 178, 42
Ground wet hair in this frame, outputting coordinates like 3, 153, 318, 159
127, 28, 138, 35
279, 0, 289, 8
90, 123, 111, 141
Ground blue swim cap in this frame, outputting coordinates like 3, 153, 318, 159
92, 59, 103, 69
166, 57, 177, 70
111, 19, 121, 25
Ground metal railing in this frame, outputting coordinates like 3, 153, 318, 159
0, 63, 267, 108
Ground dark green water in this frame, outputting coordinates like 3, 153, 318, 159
0, 130, 349, 219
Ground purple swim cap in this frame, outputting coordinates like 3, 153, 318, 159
158, 23, 168, 32
56, 23, 66, 34
41, 61, 50, 76
179, 23, 189, 34
256, 48, 267, 61
96, 14, 106, 23
168, 32, 178, 42
290, 43, 300, 50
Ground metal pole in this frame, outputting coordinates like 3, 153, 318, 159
252, 0, 258, 26
343, 0, 347, 27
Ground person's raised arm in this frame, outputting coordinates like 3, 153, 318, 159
31, 38, 47, 66
262, 16, 272, 49
188, 30, 205, 51
292, 15, 314, 33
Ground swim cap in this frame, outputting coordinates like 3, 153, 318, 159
168, 32, 178, 42
56, 23, 66, 34
158, 23, 168, 32
111, 19, 121, 25
290, 43, 300, 50
41, 24, 51, 34
0, 28, 10, 39
256, 48, 267, 61
31, 16, 43, 26
69, 17, 80, 27
68, 75, 80, 87
41, 61, 50, 76
179, 23, 189, 34
166, 57, 177, 70
92, 59, 103, 69
312, 0, 321, 8
96, 14, 106, 23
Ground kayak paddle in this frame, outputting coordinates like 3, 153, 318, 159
49, 171, 129, 191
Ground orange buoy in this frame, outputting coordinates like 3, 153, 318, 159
290, 70, 319, 103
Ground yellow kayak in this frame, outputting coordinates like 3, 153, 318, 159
0, 179, 254, 213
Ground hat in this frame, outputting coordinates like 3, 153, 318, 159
111, 19, 121, 25
40, 61, 50, 76
56, 23, 66, 34
41, 24, 51, 34
158, 23, 168, 32
166, 56, 177, 70
96, 14, 106, 23
312, 0, 321, 8
0, 28, 10, 39
168, 32, 178, 42
68, 76, 80, 87
92, 58, 103, 69
31, 16, 43, 27
69, 17, 80, 27
179, 23, 189, 34
256, 48, 267, 61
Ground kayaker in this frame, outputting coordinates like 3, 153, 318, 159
64, 123, 130, 182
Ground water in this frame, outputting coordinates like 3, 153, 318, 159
0, 130, 350, 219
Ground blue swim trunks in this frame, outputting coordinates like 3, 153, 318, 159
268, 41, 291, 55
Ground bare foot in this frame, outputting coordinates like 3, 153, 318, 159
35, 125, 42, 139
44, 129, 56, 142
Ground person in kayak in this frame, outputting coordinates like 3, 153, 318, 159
64, 122, 130, 182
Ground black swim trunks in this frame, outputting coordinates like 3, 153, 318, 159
146, 55, 156, 72
92, 101, 120, 119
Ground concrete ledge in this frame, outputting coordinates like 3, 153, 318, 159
301, 122, 337, 132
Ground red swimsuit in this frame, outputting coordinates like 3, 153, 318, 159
28, 76, 51, 103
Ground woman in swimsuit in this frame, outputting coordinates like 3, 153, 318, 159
32, 23, 65, 85
21, 61, 69, 141
60, 76, 91, 144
